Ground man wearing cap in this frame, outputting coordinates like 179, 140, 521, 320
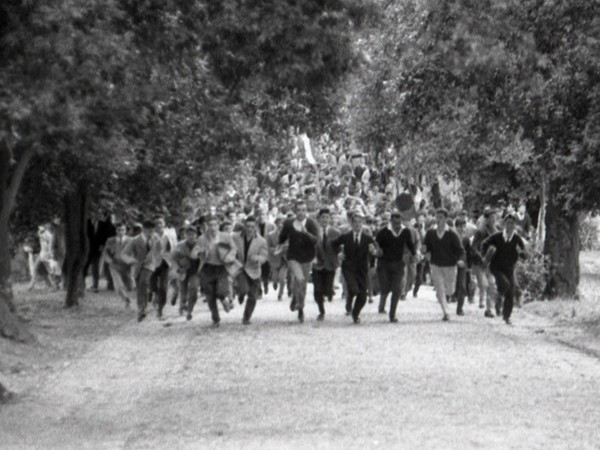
481, 213, 527, 325
422, 208, 466, 321
312, 208, 341, 321
233, 216, 268, 324
332, 210, 379, 324
171, 225, 200, 317
376, 210, 416, 322
121, 220, 160, 322
192, 214, 237, 325
278, 199, 319, 323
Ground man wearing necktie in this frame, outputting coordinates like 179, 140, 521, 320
332, 210, 378, 324
312, 208, 341, 321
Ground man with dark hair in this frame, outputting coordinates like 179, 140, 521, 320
312, 208, 341, 321
278, 199, 319, 323
171, 225, 200, 317
192, 214, 237, 326
481, 213, 527, 325
454, 218, 474, 316
472, 208, 499, 317
102, 222, 134, 307
84, 210, 116, 293
376, 210, 415, 322
122, 220, 159, 322
332, 210, 379, 324
149, 216, 172, 319
233, 216, 268, 325
422, 208, 466, 321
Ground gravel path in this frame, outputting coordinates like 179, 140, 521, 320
1, 285, 599, 449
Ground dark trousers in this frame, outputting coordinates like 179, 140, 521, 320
455, 266, 468, 313
413, 261, 426, 296
136, 268, 153, 314
377, 260, 404, 320
237, 272, 260, 321
260, 262, 270, 293
343, 268, 367, 320
491, 269, 516, 320
179, 272, 199, 314
84, 252, 101, 289
150, 260, 169, 313
200, 264, 229, 323
313, 268, 336, 315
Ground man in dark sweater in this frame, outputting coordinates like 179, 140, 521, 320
481, 213, 526, 325
278, 199, 319, 323
422, 208, 466, 321
376, 210, 416, 322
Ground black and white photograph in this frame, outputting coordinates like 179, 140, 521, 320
1, 0, 600, 448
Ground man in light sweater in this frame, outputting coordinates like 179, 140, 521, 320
422, 208, 466, 321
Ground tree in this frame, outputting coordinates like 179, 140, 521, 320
0, 0, 370, 339
346, 0, 600, 298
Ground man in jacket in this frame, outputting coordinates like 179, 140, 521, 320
171, 225, 200, 317
233, 216, 269, 324
102, 222, 134, 307
121, 220, 160, 322
332, 210, 379, 324
312, 208, 341, 321
481, 213, 527, 325
192, 214, 237, 326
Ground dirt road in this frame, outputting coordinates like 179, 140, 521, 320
1, 285, 599, 449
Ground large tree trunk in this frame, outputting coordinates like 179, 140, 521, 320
63, 182, 89, 308
0, 143, 34, 342
543, 194, 580, 299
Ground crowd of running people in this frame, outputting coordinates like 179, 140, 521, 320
25, 146, 533, 326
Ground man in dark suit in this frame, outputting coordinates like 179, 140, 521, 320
84, 210, 116, 293
312, 208, 341, 321
332, 210, 378, 324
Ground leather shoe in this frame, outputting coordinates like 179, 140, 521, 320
316, 313, 324, 321
390, 317, 398, 323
